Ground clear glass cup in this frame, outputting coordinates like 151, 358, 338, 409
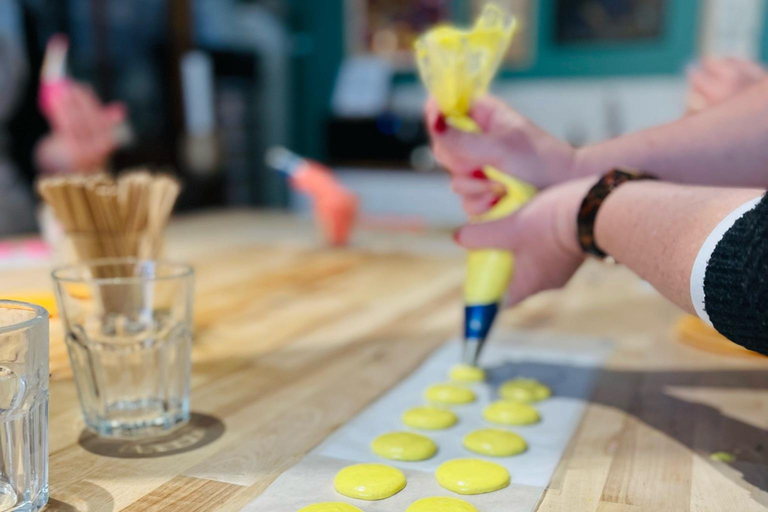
52, 259, 194, 439
0, 301, 49, 512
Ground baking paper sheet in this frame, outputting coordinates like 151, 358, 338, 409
243, 332, 612, 511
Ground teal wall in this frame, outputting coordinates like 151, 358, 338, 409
504, 0, 700, 77
762, 0, 768, 62
290, 0, 701, 158
288, 0, 345, 160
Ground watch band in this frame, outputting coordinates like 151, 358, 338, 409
577, 168, 657, 259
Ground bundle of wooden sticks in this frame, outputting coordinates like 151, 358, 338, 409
37, 170, 181, 263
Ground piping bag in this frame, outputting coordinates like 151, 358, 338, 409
415, 4, 537, 365
266, 146, 359, 247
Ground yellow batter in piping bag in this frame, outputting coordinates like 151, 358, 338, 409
415, 4, 537, 365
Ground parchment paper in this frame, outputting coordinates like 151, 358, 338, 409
243, 332, 612, 511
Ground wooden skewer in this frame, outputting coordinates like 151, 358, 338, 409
36, 170, 181, 276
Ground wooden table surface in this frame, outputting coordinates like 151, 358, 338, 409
2, 211, 767, 512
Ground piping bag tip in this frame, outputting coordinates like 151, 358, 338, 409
463, 302, 499, 365
462, 337, 485, 366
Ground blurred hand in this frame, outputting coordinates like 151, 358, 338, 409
425, 95, 577, 209
36, 83, 126, 175
454, 177, 595, 307
686, 57, 767, 114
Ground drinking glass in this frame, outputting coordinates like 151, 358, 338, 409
0, 301, 49, 512
52, 259, 193, 438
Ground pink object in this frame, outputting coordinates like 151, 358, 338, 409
266, 147, 359, 247
21, 240, 51, 257
291, 162, 358, 247
0, 242, 13, 259
39, 34, 70, 119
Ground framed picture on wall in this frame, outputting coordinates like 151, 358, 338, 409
554, 0, 666, 43
344, 0, 453, 69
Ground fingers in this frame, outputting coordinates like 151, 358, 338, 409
452, 175, 505, 216
49, 87, 87, 142
424, 98, 445, 135
104, 102, 127, 123
687, 57, 768, 112
451, 175, 495, 196
503, 254, 546, 306
454, 216, 520, 250
461, 193, 498, 216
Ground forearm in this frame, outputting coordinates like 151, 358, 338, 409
574, 79, 768, 188
594, 181, 764, 313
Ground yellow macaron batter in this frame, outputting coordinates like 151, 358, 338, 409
402, 406, 458, 430
483, 400, 540, 425
463, 428, 527, 457
333, 463, 406, 500
371, 432, 437, 461
436, 458, 511, 495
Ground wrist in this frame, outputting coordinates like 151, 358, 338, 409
553, 177, 597, 259
570, 145, 597, 181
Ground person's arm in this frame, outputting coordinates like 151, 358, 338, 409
574, 79, 768, 189
455, 178, 768, 352
427, 81, 768, 211
593, 181, 763, 313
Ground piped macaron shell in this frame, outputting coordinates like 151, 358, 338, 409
425, 383, 476, 405
334, 463, 406, 500
371, 432, 437, 461
436, 458, 510, 495
498, 377, 551, 403
483, 400, 540, 425
402, 406, 458, 430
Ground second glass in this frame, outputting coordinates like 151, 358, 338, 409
53, 259, 194, 438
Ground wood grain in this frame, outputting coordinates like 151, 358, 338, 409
0, 211, 765, 511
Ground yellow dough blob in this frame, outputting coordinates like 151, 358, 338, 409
499, 378, 552, 403
334, 463, 406, 500
402, 406, 458, 430
449, 364, 486, 383
463, 428, 527, 457
436, 458, 510, 495
483, 400, 540, 425
406, 496, 479, 512
425, 383, 476, 405
298, 503, 364, 512
371, 432, 437, 461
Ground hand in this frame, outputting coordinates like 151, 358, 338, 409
686, 57, 767, 114
454, 177, 595, 306
37, 83, 126, 174
425, 95, 577, 207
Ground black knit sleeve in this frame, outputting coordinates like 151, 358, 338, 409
704, 193, 768, 355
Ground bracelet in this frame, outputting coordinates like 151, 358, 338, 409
577, 168, 657, 259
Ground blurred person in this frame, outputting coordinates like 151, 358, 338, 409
0, 1, 125, 236
686, 57, 767, 113
425, 69, 768, 355
34, 84, 126, 176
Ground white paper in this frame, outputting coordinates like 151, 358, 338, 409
243, 332, 612, 511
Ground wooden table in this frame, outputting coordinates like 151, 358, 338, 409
2, 211, 766, 512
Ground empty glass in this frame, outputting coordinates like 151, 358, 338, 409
0, 301, 49, 512
53, 259, 193, 438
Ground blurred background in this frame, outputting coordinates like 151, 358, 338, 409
2, 0, 766, 226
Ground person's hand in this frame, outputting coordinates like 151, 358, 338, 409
454, 177, 595, 306
36, 83, 126, 175
686, 57, 767, 114
425, 95, 577, 207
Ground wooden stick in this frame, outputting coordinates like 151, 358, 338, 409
37, 170, 181, 269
